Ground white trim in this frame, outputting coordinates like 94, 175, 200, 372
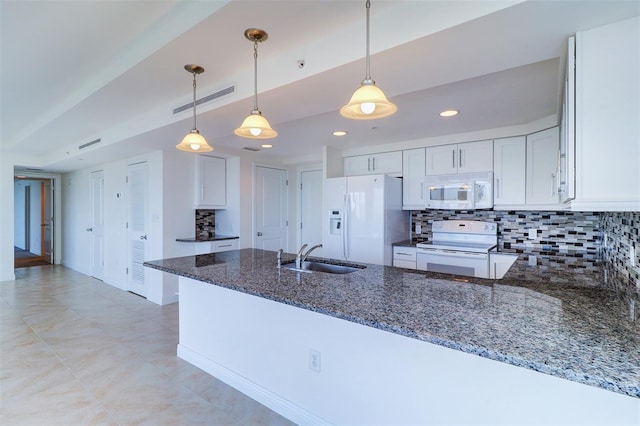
296, 163, 322, 249
177, 344, 330, 426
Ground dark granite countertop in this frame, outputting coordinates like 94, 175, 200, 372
144, 248, 639, 399
175, 235, 239, 242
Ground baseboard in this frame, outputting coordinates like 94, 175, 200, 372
177, 344, 330, 426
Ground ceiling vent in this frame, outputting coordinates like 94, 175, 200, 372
243, 146, 260, 152
79, 138, 101, 150
173, 85, 236, 115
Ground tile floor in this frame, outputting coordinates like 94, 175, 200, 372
1, 265, 295, 425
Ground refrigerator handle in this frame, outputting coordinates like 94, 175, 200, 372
343, 193, 348, 260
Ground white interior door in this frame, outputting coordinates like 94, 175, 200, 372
300, 170, 323, 256
128, 162, 148, 297
89, 171, 104, 280
42, 180, 53, 264
255, 166, 288, 252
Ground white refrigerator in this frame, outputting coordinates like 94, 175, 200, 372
323, 174, 408, 266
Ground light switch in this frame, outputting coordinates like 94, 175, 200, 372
528, 229, 537, 240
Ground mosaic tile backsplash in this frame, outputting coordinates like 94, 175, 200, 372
600, 212, 640, 286
410, 210, 640, 288
195, 209, 215, 240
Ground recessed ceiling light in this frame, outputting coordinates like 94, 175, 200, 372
333, 130, 348, 136
440, 109, 459, 117
261, 143, 273, 148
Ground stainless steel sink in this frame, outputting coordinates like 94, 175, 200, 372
281, 260, 364, 274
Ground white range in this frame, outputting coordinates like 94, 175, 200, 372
416, 220, 498, 278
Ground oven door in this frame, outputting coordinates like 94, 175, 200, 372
417, 247, 489, 278
424, 181, 475, 210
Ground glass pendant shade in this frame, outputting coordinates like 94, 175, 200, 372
340, 0, 397, 120
340, 81, 397, 120
234, 110, 277, 139
176, 129, 213, 152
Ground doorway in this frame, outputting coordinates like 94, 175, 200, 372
14, 177, 54, 268
254, 166, 288, 251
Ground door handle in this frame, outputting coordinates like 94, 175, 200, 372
257, 232, 263, 236
140, 235, 147, 240
86, 227, 93, 232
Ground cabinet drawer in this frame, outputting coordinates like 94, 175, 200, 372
393, 246, 417, 261
213, 239, 238, 252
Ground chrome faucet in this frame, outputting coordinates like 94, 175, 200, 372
277, 249, 283, 268
301, 244, 323, 264
295, 244, 308, 268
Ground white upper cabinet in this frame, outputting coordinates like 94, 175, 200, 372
493, 136, 526, 207
195, 155, 226, 208
402, 148, 426, 210
425, 140, 493, 175
344, 151, 402, 176
526, 127, 560, 205
572, 17, 640, 211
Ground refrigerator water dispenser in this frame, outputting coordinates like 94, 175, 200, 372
329, 210, 342, 236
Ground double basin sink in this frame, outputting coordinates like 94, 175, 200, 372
281, 260, 365, 274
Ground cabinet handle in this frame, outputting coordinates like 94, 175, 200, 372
257, 232, 263, 236
420, 182, 424, 200
140, 235, 147, 240
496, 178, 501, 199
372, 157, 376, 171
452, 150, 455, 169
397, 252, 413, 256
368, 158, 371, 172
494, 262, 497, 279
459, 149, 462, 168
201, 186, 204, 202
551, 173, 556, 196
218, 244, 232, 248
86, 227, 93, 232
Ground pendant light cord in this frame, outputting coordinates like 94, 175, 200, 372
191, 72, 197, 131
365, 0, 371, 80
253, 41, 259, 111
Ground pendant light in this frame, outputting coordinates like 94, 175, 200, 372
176, 64, 213, 152
234, 28, 277, 139
340, 0, 397, 120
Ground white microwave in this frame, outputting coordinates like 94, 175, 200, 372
424, 172, 493, 210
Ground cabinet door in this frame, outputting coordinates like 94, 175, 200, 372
197, 155, 226, 208
458, 140, 493, 173
493, 137, 526, 206
526, 128, 560, 205
402, 148, 426, 209
426, 145, 457, 175
371, 151, 402, 176
344, 155, 371, 176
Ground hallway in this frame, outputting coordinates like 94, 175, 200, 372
1, 265, 293, 425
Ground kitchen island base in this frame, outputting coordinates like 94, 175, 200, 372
178, 276, 639, 426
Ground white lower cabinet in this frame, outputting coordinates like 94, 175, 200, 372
393, 246, 417, 269
192, 239, 238, 255
489, 253, 519, 279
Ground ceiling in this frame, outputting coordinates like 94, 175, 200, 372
2, 0, 638, 172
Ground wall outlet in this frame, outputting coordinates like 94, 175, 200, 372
528, 228, 537, 240
631, 245, 636, 267
415, 223, 422, 234
309, 349, 321, 373
528, 255, 537, 266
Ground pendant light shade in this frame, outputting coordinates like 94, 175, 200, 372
177, 64, 213, 152
340, 0, 397, 120
235, 28, 277, 139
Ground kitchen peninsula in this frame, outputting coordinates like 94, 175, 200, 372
144, 249, 639, 425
